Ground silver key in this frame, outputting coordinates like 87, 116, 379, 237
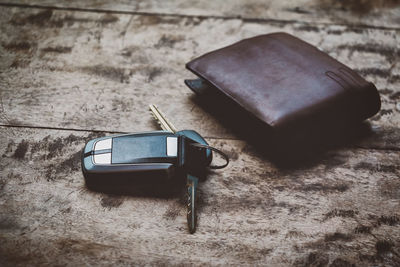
149, 104, 198, 233
149, 104, 177, 133
148, 104, 228, 234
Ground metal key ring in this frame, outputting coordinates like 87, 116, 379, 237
189, 143, 229, 169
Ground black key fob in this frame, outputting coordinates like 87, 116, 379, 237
81, 131, 210, 195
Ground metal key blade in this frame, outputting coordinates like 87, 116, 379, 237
149, 104, 177, 133
187, 174, 198, 234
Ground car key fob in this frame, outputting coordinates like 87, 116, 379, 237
81, 131, 210, 195
81, 128, 229, 233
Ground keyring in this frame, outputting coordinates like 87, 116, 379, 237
189, 143, 229, 169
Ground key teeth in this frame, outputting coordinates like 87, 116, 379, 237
149, 104, 176, 133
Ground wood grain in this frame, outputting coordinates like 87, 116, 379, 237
0, 3, 399, 266
1, 127, 399, 266
0, 0, 400, 29
0, 7, 399, 142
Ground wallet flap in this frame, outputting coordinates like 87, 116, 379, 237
186, 32, 381, 133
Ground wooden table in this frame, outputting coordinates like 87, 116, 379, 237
0, 1, 399, 266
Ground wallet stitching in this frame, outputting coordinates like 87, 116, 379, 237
338, 67, 364, 87
325, 71, 352, 90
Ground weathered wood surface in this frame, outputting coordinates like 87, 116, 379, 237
1, 0, 400, 29
1, 127, 399, 266
0, 7, 399, 141
0, 3, 399, 267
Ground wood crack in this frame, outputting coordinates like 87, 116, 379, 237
1, 124, 399, 152
0, 2, 399, 31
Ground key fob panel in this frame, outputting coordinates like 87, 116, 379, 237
112, 132, 179, 164
82, 131, 183, 194
81, 130, 212, 195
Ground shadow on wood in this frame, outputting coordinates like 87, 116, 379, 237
186, 78, 375, 169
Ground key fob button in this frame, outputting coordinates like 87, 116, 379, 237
93, 153, 111, 165
166, 136, 178, 156
94, 138, 112, 151
93, 138, 113, 165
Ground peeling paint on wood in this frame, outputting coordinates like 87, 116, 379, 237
0, 127, 399, 265
0, 7, 399, 140
0, 0, 400, 28
0, 2, 399, 266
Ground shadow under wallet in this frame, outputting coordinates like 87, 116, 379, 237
187, 78, 375, 169
184, 33, 381, 169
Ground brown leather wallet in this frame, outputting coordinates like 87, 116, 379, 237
185, 33, 380, 159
